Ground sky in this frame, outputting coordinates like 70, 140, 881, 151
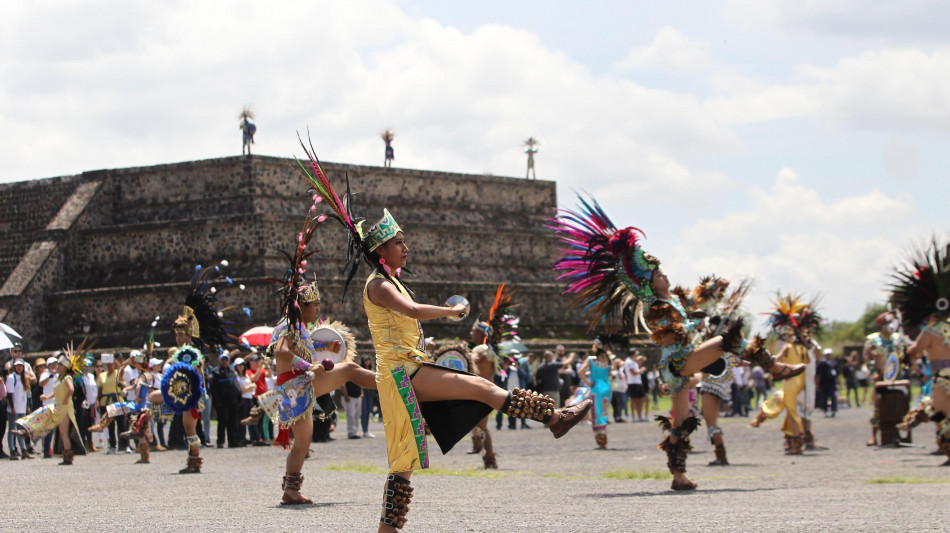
1, 0, 947, 326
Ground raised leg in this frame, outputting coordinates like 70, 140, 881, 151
312, 362, 377, 397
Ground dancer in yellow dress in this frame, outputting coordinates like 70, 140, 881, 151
13, 342, 89, 465
750, 294, 822, 454
295, 143, 592, 531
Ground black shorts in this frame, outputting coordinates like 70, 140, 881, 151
626, 383, 645, 399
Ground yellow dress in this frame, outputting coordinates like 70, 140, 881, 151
758, 344, 810, 435
364, 272, 430, 473
15, 379, 84, 453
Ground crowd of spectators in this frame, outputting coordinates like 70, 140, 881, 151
9, 337, 928, 460
1, 342, 384, 460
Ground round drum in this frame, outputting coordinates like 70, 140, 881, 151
310, 326, 348, 364
434, 345, 470, 372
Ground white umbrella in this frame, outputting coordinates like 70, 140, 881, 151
0, 322, 23, 351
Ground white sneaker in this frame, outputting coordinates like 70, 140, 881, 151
106, 448, 117, 455
125, 446, 134, 454
362, 433, 375, 438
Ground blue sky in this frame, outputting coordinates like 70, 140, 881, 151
1, 0, 947, 325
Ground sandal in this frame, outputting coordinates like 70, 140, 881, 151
671, 480, 697, 491
280, 473, 314, 505
280, 492, 314, 505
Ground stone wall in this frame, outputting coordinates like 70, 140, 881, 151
2, 155, 590, 351
0, 175, 81, 283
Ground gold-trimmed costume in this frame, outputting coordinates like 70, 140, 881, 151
364, 272, 493, 473
757, 343, 809, 435
364, 272, 430, 473
16, 378, 86, 455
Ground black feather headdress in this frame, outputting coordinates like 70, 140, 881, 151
889, 236, 950, 332
174, 263, 238, 352
295, 132, 408, 300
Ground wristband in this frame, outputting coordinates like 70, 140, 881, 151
291, 356, 312, 372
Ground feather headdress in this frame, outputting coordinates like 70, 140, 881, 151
549, 194, 658, 333
889, 236, 950, 332
295, 133, 405, 299
764, 292, 823, 337
710, 278, 754, 319
175, 263, 239, 352
264, 195, 329, 334
486, 284, 520, 351
59, 338, 93, 380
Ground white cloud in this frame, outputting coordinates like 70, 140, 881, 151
704, 47, 950, 133
0, 0, 739, 211
800, 48, 950, 131
615, 26, 712, 71
660, 168, 920, 323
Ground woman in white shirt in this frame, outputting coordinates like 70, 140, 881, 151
234, 358, 255, 445
610, 359, 627, 422
6, 359, 34, 459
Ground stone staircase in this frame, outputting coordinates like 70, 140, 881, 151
0, 175, 82, 283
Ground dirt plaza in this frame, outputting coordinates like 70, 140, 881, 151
4, 405, 947, 532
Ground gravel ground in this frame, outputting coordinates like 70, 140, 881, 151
3, 404, 948, 532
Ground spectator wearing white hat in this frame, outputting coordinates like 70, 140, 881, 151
39, 357, 58, 406
38, 357, 60, 457
6, 357, 34, 459
816, 348, 839, 417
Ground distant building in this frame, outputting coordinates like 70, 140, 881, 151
0, 156, 585, 350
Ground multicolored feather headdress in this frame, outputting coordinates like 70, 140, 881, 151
549, 194, 659, 332
889, 236, 950, 332
295, 133, 405, 299
59, 338, 93, 380
485, 284, 520, 351
174, 262, 238, 352
264, 197, 328, 333
764, 293, 823, 338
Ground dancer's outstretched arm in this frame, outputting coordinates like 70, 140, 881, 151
367, 279, 465, 320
